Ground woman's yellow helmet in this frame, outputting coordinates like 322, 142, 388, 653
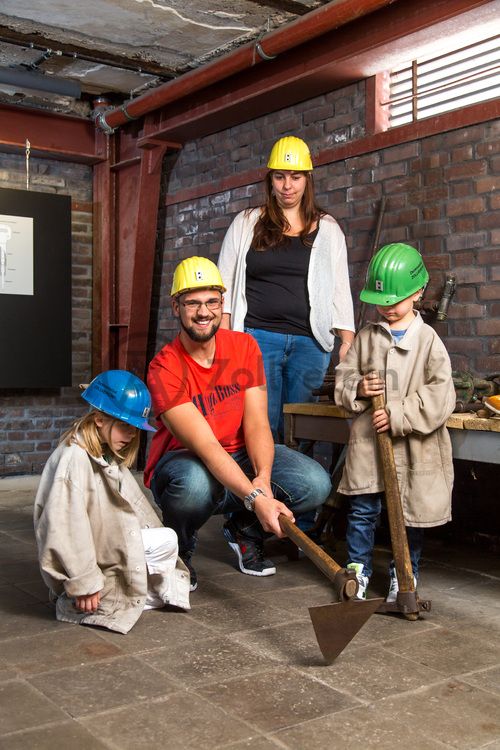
267, 136, 313, 171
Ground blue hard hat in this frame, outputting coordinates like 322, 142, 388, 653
82, 370, 156, 432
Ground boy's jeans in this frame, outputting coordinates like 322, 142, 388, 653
150, 444, 332, 556
346, 492, 424, 579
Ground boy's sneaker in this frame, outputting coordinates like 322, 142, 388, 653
386, 569, 417, 603
346, 562, 369, 600
180, 551, 198, 592
223, 520, 276, 576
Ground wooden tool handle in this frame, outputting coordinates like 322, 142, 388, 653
372, 394, 415, 593
279, 514, 341, 581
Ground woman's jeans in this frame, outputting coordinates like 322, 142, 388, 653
346, 492, 424, 579
150, 445, 332, 556
244, 328, 331, 440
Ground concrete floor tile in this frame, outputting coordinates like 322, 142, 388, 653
29, 655, 178, 716
142, 635, 275, 687
187, 595, 303, 636
224, 737, 287, 749
295, 643, 446, 701
198, 666, 358, 732
0, 721, 110, 749
278, 679, 500, 750
0, 681, 67, 735
0, 586, 56, 641
383, 627, 500, 676
80, 692, 254, 748
1, 628, 123, 675
96, 610, 216, 654
230, 619, 342, 666
0, 559, 41, 585
0, 661, 18, 682
251, 583, 339, 615
461, 665, 500, 696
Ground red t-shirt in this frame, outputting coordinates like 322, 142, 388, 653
144, 329, 266, 487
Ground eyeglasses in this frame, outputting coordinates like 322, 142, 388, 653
180, 298, 222, 311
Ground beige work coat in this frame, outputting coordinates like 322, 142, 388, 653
34, 440, 190, 634
334, 313, 455, 527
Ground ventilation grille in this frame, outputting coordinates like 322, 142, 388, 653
385, 35, 500, 128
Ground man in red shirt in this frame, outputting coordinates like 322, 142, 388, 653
145, 256, 331, 591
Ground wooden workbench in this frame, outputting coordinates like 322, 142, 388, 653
283, 403, 500, 464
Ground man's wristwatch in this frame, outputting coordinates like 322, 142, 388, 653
243, 488, 266, 512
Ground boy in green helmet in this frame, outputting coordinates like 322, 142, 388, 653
334, 243, 456, 601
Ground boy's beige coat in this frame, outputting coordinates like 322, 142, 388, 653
34, 441, 190, 633
335, 313, 455, 527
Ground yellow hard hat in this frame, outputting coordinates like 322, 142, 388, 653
484, 395, 500, 415
171, 256, 226, 297
267, 136, 313, 171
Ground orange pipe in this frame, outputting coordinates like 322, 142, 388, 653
98, 0, 396, 133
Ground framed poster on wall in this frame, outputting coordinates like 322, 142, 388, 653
0, 188, 72, 388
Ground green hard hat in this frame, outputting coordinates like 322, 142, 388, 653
360, 243, 429, 305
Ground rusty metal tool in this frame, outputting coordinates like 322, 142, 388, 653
279, 514, 383, 664
371, 394, 431, 619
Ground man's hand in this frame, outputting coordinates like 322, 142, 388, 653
75, 591, 101, 612
372, 408, 390, 433
357, 370, 385, 398
254, 495, 294, 537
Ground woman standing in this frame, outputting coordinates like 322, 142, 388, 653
218, 135, 355, 440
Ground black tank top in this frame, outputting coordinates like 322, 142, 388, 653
244, 230, 317, 337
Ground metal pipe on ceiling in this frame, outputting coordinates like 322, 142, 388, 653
96, 0, 397, 134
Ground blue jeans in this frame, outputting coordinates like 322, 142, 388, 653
150, 444, 332, 555
245, 328, 331, 439
346, 492, 424, 579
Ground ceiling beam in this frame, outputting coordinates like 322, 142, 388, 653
0, 103, 99, 163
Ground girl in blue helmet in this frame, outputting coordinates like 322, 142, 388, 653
34, 370, 190, 634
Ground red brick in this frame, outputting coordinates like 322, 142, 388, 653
489, 338, 500, 354
445, 337, 484, 353
452, 320, 474, 336
446, 198, 485, 217
345, 153, 380, 170
422, 206, 441, 221
451, 145, 474, 162
476, 355, 500, 371
383, 142, 419, 163
452, 218, 476, 233
347, 184, 382, 201
491, 195, 500, 210
384, 175, 421, 195
476, 139, 500, 157
479, 284, 500, 300
488, 266, 500, 281
446, 233, 487, 252
453, 267, 486, 284
478, 249, 500, 265
447, 304, 485, 319
477, 212, 500, 230
444, 162, 486, 180
423, 254, 450, 270
476, 319, 500, 336
476, 176, 500, 194
455, 287, 478, 303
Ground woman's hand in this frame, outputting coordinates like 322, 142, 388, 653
357, 370, 385, 398
75, 591, 101, 612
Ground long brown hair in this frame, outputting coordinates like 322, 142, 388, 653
60, 410, 140, 467
251, 171, 325, 251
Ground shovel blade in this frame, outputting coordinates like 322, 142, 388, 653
309, 597, 384, 664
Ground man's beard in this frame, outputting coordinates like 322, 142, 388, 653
180, 317, 220, 342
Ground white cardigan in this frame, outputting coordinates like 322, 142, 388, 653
217, 208, 354, 352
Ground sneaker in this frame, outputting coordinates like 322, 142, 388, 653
346, 562, 369, 600
386, 570, 417, 603
180, 552, 198, 592
223, 520, 276, 576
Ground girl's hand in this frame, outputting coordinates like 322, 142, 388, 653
372, 408, 390, 433
357, 371, 385, 398
75, 591, 101, 612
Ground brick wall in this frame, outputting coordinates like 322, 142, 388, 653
0, 154, 93, 475
154, 85, 499, 380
